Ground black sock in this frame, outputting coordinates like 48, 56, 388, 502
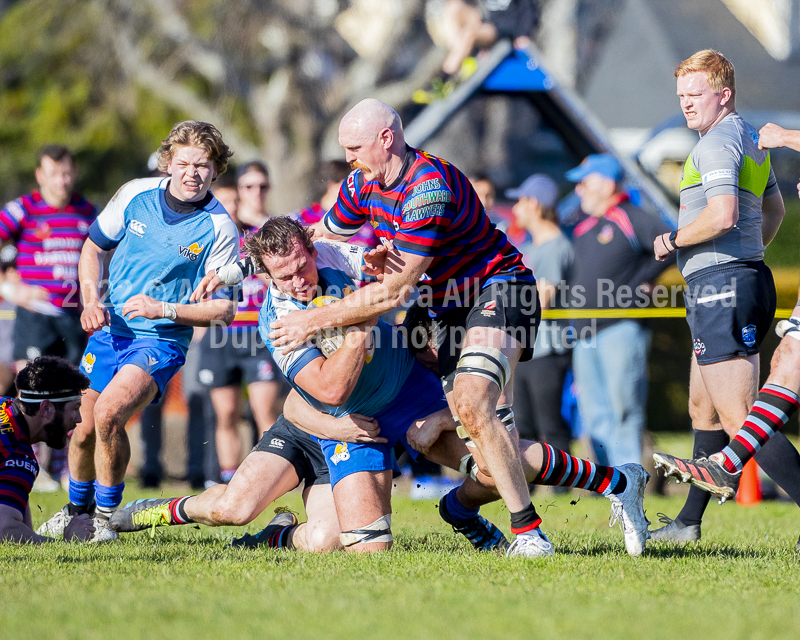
754, 432, 800, 507
676, 429, 730, 527
509, 503, 542, 535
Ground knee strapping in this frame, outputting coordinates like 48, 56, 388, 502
458, 453, 479, 480
454, 346, 511, 390
776, 317, 800, 342
339, 514, 393, 547
454, 403, 516, 445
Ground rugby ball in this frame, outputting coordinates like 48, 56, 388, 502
308, 296, 348, 358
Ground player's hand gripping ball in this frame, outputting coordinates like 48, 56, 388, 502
308, 296, 348, 358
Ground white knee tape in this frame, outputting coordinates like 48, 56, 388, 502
776, 317, 800, 342
339, 514, 393, 547
459, 454, 479, 481
454, 346, 511, 390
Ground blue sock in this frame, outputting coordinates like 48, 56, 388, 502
94, 481, 125, 511
444, 487, 479, 522
68, 477, 95, 507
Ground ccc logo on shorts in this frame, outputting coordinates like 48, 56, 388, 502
269, 438, 285, 450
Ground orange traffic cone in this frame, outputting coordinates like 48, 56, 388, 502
736, 459, 762, 506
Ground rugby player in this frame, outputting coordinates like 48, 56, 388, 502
262, 98, 559, 557
38, 121, 240, 541
192, 218, 650, 555
648, 125, 800, 548
649, 51, 800, 543
0, 357, 95, 543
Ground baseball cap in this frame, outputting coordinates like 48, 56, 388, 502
565, 154, 624, 183
504, 174, 559, 208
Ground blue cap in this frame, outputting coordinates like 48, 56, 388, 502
505, 174, 559, 208
565, 154, 624, 183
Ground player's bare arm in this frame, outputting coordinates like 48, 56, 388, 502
283, 389, 386, 443
405, 408, 457, 456
654, 194, 738, 261
0, 505, 94, 543
78, 238, 111, 332
758, 123, 800, 152
292, 322, 374, 406
269, 247, 432, 352
761, 191, 786, 247
121, 280, 236, 327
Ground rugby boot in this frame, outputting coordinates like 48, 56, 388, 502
607, 463, 651, 557
438, 496, 510, 552
37, 502, 95, 538
648, 514, 701, 543
653, 451, 740, 503
231, 511, 298, 549
506, 529, 555, 558
110, 498, 176, 532
90, 514, 119, 543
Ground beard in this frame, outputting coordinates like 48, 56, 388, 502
42, 408, 70, 449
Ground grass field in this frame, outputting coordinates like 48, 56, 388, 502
2, 479, 799, 640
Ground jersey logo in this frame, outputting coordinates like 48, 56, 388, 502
129, 220, 147, 237
269, 438, 284, 450
178, 242, 203, 261
701, 169, 733, 185
0, 404, 12, 434
81, 353, 96, 374
402, 189, 451, 213
34, 222, 52, 240
597, 224, 614, 245
330, 442, 350, 465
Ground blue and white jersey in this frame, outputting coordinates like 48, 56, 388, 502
88, 177, 239, 352
258, 240, 416, 418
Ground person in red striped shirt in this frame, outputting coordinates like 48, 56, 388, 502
0, 145, 96, 368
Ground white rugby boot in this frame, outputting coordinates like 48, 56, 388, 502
506, 528, 555, 558
607, 463, 651, 556
89, 516, 119, 543
36, 505, 73, 538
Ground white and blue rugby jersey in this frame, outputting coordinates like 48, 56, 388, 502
88, 177, 239, 352
259, 240, 416, 418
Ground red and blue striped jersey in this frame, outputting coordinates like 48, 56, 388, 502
323, 147, 532, 314
292, 202, 379, 249
0, 191, 96, 309
0, 397, 38, 515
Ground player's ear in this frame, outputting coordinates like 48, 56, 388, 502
38, 399, 55, 420
720, 87, 733, 106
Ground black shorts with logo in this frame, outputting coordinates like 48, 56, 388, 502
13, 307, 86, 364
684, 261, 776, 365
436, 279, 540, 385
252, 415, 330, 488
197, 325, 284, 389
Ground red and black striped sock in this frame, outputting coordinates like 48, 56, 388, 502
720, 384, 800, 472
532, 443, 627, 495
510, 503, 542, 535
267, 525, 296, 549
169, 497, 193, 525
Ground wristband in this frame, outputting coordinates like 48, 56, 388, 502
162, 301, 177, 320
667, 230, 680, 252
0, 281, 16, 302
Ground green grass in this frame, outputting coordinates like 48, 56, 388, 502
2, 485, 800, 640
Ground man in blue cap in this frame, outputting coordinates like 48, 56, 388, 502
507, 174, 574, 457
566, 154, 673, 467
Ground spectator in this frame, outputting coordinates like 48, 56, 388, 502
198, 171, 285, 483
566, 154, 673, 466
507, 174, 574, 457
236, 161, 272, 228
0, 145, 96, 367
292, 160, 378, 249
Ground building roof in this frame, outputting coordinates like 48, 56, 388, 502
582, 0, 800, 129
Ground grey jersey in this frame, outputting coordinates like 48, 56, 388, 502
678, 113, 778, 277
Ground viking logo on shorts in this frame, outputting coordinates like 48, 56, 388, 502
742, 324, 757, 348
693, 339, 706, 356
81, 353, 96, 373
178, 242, 203, 261
330, 442, 350, 465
